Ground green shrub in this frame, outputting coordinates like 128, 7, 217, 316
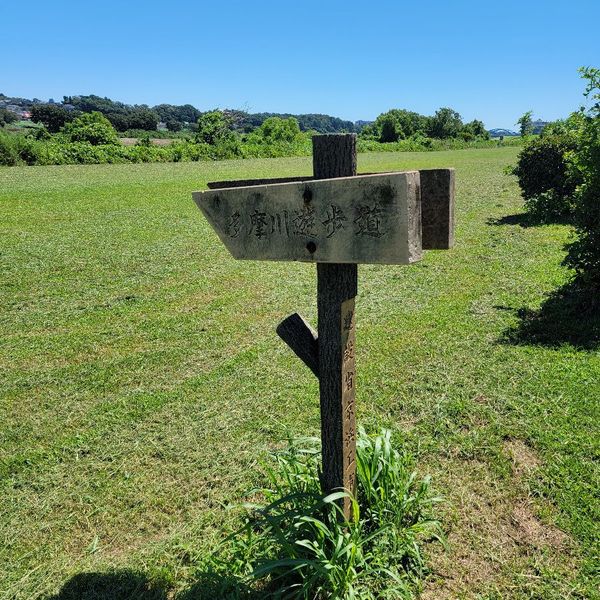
541, 112, 586, 138
196, 110, 235, 145
61, 112, 120, 146
0, 131, 22, 165
121, 128, 191, 140
210, 429, 442, 599
209, 137, 244, 160
565, 67, 600, 290
512, 134, 581, 219
127, 144, 171, 163
257, 117, 302, 143
356, 136, 517, 154
1, 125, 520, 168
0, 132, 48, 166
0, 108, 19, 127
33, 126, 52, 141
135, 134, 153, 147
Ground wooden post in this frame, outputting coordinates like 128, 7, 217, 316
313, 134, 358, 519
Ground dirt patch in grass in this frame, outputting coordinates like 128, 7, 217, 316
420, 458, 574, 599
119, 138, 174, 146
510, 501, 569, 550
503, 438, 541, 477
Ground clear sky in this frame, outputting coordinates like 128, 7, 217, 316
2, 0, 599, 129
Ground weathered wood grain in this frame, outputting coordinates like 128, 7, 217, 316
205, 168, 454, 253
276, 313, 319, 377
313, 134, 357, 180
313, 135, 358, 520
420, 168, 455, 250
207, 176, 314, 189
317, 265, 358, 516
193, 172, 422, 265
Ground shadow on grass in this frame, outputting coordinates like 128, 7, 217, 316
501, 280, 600, 350
487, 213, 572, 228
48, 569, 262, 600
47, 570, 168, 600
178, 570, 264, 600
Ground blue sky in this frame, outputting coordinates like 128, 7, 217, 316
3, 0, 599, 129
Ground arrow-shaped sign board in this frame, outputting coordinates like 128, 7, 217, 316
193, 171, 423, 265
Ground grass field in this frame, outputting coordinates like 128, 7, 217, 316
1, 147, 599, 599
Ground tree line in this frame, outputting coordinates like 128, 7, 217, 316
1, 93, 358, 135
360, 108, 489, 142
2, 92, 491, 142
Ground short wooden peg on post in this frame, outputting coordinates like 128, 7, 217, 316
276, 313, 319, 378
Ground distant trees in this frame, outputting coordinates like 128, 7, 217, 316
0, 89, 501, 147
106, 113, 129, 132
427, 107, 463, 139
0, 93, 37, 110
360, 107, 488, 143
65, 95, 159, 132
166, 120, 182, 132
366, 109, 429, 142
238, 112, 355, 133
462, 119, 490, 140
379, 114, 400, 142
31, 104, 75, 133
392, 110, 428, 139
153, 103, 202, 126
127, 108, 159, 131
295, 114, 354, 133
516, 111, 534, 137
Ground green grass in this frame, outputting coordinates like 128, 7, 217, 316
0, 147, 598, 599
210, 430, 442, 599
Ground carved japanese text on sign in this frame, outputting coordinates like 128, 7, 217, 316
193, 172, 423, 265
340, 297, 357, 500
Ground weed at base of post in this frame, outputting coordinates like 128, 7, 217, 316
201, 429, 444, 599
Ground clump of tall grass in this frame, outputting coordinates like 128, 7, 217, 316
209, 429, 443, 599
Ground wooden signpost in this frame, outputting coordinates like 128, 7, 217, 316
193, 134, 454, 519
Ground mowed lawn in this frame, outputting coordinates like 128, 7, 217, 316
1, 148, 598, 599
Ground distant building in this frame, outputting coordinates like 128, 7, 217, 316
532, 119, 549, 135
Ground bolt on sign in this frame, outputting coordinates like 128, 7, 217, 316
192, 134, 454, 520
